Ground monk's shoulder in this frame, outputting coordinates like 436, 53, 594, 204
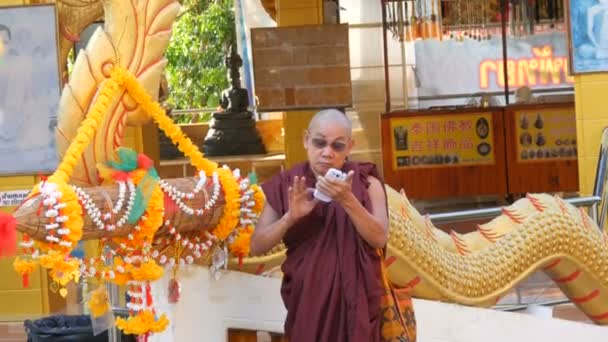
365, 175, 384, 193
263, 163, 309, 196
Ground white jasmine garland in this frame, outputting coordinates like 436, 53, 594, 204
45, 209, 58, 218
45, 223, 59, 230
112, 181, 126, 214
45, 236, 60, 243
55, 216, 68, 223
43, 197, 57, 206
19, 240, 34, 248
59, 241, 73, 247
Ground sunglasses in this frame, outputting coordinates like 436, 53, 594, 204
311, 138, 348, 152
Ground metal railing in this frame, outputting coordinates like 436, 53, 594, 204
429, 196, 600, 225
593, 127, 608, 231
498, 299, 572, 312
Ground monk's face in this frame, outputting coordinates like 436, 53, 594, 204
304, 123, 353, 177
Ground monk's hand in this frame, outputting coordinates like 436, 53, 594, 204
286, 176, 318, 224
316, 170, 355, 204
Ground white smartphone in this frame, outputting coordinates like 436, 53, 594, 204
313, 168, 346, 202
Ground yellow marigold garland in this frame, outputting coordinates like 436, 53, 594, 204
50, 75, 122, 184
128, 260, 164, 282
119, 68, 217, 174
39, 252, 81, 287
115, 310, 169, 335
251, 184, 265, 215
88, 286, 111, 318
227, 184, 265, 258
117, 67, 249, 243
110, 171, 165, 286
13, 257, 36, 279
229, 226, 253, 258
213, 167, 241, 241
36, 182, 84, 252
15, 182, 83, 291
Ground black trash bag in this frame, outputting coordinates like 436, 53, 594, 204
24, 314, 136, 342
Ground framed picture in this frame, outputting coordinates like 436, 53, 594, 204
0, 4, 60, 175
566, 0, 608, 74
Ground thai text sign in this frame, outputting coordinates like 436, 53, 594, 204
0, 190, 29, 207
390, 113, 494, 169
515, 108, 577, 163
480, 45, 573, 90
414, 31, 572, 99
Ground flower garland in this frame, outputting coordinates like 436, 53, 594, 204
78, 174, 165, 287
228, 181, 265, 262
9, 66, 269, 337
51, 75, 122, 184
117, 67, 257, 245
116, 309, 169, 335
119, 69, 217, 175
73, 179, 137, 232
13, 181, 83, 295
212, 167, 241, 241
107, 168, 167, 335
229, 226, 253, 260
88, 286, 111, 318
13, 256, 36, 287
251, 184, 265, 215
12, 72, 120, 294
158, 171, 221, 216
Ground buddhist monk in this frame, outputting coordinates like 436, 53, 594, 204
250, 109, 390, 341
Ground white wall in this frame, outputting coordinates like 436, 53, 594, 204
151, 267, 607, 342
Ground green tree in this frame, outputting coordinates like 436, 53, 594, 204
166, 0, 236, 110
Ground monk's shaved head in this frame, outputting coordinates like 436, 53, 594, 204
307, 109, 352, 138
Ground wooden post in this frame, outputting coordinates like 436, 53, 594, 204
13, 177, 225, 240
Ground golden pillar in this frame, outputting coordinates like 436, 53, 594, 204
275, 0, 324, 167
574, 73, 608, 195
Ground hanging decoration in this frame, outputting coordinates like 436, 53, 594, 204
384, 0, 566, 43
1, 66, 265, 337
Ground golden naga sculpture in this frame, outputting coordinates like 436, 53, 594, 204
243, 188, 608, 324
53, 0, 103, 80
55, 0, 179, 187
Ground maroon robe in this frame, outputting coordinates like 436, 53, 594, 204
261, 161, 384, 342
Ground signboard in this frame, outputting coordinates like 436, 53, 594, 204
390, 113, 495, 169
413, 31, 573, 101
0, 190, 29, 207
251, 24, 352, 111
515, 108, 577, 163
